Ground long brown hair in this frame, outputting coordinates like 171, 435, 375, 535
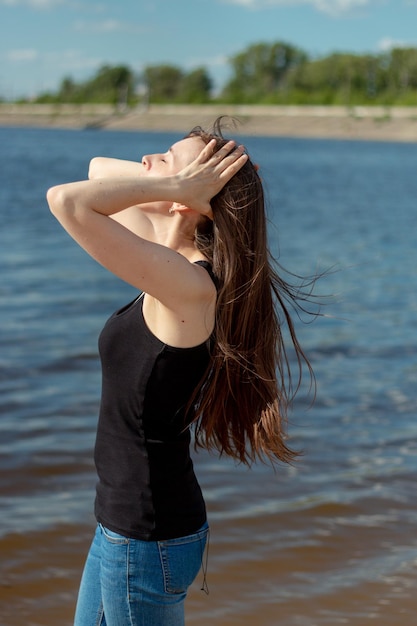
188, 118, 318, 466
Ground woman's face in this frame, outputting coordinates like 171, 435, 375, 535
140, 136, 205, 177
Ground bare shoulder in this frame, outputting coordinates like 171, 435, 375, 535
142, 260, 217, 348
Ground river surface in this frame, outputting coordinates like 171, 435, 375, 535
1, 126, 417, 625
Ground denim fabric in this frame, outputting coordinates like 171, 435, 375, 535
74, 522, 209, 626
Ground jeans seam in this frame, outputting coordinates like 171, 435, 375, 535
95, 603, 104, 626
158, 526, 209, 548
157, 526, 209, 595
126, 539, 133, 625
157, 542, 170, 594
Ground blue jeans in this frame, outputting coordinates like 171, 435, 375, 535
74, 522, 209, 626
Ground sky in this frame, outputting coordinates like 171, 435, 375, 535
1, 0, 417, 100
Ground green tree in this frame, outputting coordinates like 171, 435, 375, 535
289, 52, 385, 105
383, 47, 417, 103
28, 44, 417, 106
80, 65, 133, 105
221, 41, 308, 103
143, 65, 184, 102
58, 76, 78, 101
181, 67, 212, 103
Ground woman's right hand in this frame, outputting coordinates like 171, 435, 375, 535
174, 140, 248, 218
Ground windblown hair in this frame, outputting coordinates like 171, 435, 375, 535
188, 118, 317, 466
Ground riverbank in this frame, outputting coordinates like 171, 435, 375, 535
2, 103, 417, 142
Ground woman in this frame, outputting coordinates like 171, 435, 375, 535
47, 120, 314, 626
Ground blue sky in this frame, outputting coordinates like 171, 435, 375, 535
1, 0, 417, 99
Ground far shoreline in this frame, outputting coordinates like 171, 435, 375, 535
2, 103, 417, 143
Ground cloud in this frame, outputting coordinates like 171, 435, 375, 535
313, 0, 373, 14
6, 48, 39, 62
3, 46, 100, 74
378, 37, 417, 51
222, 0, 378, 17
73, 19, 145, 34
183, 54, 228, 70
1, 46, 105, 97
0, 0, 67, 7
46, 49, 102, 73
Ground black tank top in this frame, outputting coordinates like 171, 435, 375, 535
93, 262, 214, 540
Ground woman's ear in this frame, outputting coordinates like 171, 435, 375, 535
169, 202, 191, 215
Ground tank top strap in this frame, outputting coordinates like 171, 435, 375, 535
194, 260, 218, 289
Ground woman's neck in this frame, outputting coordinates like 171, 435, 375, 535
148, 212, 200, 260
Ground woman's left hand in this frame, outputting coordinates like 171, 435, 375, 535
175, 140, 248, 218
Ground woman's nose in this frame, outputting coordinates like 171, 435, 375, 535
142, 154, 151, 170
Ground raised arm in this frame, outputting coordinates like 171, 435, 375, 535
88, 157, 141, 180
46, 140, 247, 307
88, 157, 154, 235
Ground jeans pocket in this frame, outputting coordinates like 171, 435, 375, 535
100, 524, 129, 545
158, 525, 209, 595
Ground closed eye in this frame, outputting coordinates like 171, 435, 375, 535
161, 147, 173, 163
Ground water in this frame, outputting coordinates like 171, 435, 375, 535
1, 126, 417, 625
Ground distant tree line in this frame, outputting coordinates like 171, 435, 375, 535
24, 41, 417, 106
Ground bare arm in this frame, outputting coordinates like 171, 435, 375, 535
46, 140, 247, 307
89, 157, 153, 235
88, 157, 141, 180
